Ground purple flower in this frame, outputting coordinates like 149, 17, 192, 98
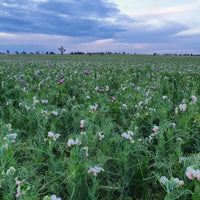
100, 89, 104, 93
83, 70, 91, 75
57, 79, 65, 85
111, 97, 115, 103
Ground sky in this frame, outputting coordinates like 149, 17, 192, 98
0, 0, 200, 54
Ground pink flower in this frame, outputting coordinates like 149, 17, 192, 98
88, 169, 92, 174
57, 79, 65, 85
16, 181, 21, 185
80, 120, 85, 128
83, 70, 91, 75
152, 126, 159, 133
106, 86, 109, 92
179, 180, 184, 185
111, 97, 115, 103
67, 142, 71, 147
186, 166, 195, 180
16, 192, 22, 198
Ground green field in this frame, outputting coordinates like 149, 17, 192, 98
1, 54, 200, 200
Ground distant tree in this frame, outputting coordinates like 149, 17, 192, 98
15, 51, 19, 55
6, 50, 10, 54
58, 46, 66, 55
35, 51, 40, 54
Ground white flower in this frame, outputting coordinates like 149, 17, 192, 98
162, 96, 168, 99
171, 123, 176, 128
47, 131, 60, 141
42, 99, 48, 104
160, 176, 169, 185
50, 195, 61, 200
186, 166, 200, 180
122, 104, 127, 108
6, 166, 16, 175
97, 132, 105, 140
88, 166, 104, 176
67, 138, 81, 146
51, 111, 59, 116
191, 95, 198, 103
121, 131, 134, 142
89, 104, 98, 111
7, 133, 17, 142
179, 104, 187, 111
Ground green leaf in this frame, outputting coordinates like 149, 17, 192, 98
192, 184, 200, 200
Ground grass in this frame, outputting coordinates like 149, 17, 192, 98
0, 54, 200, 199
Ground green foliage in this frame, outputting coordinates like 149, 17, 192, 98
0, 54, 200, 199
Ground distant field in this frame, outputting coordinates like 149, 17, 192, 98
1, 54, 200, 199
1, 53, 200, 64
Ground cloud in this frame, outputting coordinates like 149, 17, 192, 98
0, 0, 200, 54
173, 29, 200, 36
128, 1, 200, 19
0, 0, 123, 38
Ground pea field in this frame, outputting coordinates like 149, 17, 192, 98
1, 54, 200, 200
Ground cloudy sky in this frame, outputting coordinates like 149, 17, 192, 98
0, 0, 200, 54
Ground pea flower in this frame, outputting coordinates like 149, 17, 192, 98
47, 131, 60, 141
160, 176, 184, 187
160, 176, 169, 185
97, 132, 105, 140
7, 123, 12, 131
6, 166, 16, 175
67, 138, 82, 147
152, 126, 159, 133
106, 85, 109, 92
185, 166, 200, 181
162, 96, 168, 99
82, 147, 89, 157
57, 79, 65, 85
42, 99, 48, 104
89, 104, 98, 111
80, 120, 85, 128
51, 111, 59, 116
4, 133, 17, 143
111, 97, 115, 103
33, 96, 39, 105
121, 131, 135, 143
83, 70, 91, 75
88, 166, 104, 176
179, 104, 187, 111
122, 104, 127, 108
43, 194, 61, 200
171, 123, 176, 128
15, 180, 31, 198
191, 95, 198, 103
